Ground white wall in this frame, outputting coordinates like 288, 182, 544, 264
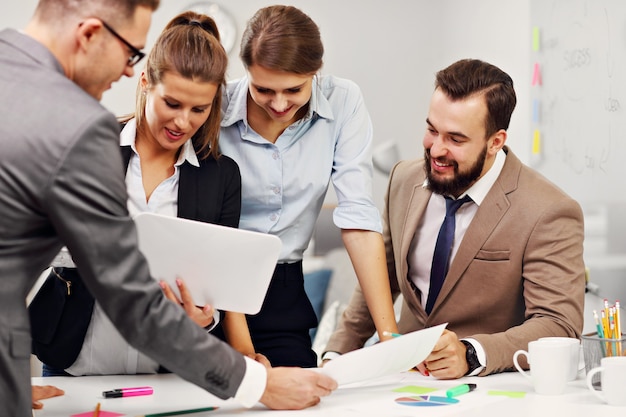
1, 0, 531, 207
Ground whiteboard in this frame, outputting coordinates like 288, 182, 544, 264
530, 0, 626, 204
530, 0, 626, 304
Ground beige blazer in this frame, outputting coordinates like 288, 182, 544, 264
327, 147, 585, 375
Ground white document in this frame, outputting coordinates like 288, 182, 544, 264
321, 323, 447, 385
134, 212, 281, 315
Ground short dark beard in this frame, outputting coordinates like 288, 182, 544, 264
424, 144, 487, 196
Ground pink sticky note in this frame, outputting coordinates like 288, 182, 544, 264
532, 62, 542, 86
71, 410, 125, 417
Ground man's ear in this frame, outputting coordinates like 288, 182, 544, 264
488, 129, 507, 156
75, 18, 104, 52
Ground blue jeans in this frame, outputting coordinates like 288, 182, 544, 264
42, 363, 72, 377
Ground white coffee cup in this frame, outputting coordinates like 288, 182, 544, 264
586, 356, 626, 406
513, 339, 571, 395
538, 336, 581, 381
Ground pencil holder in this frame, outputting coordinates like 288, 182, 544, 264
581, 332, 626, 388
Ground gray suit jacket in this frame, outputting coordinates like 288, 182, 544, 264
326, 147, 585, 375
0, 29, 245, 417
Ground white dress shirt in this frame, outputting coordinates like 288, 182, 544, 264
407, 149, 506, 374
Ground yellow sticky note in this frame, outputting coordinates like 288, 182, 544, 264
488, 390, 526, 398
532, 27, 540, 51
393, 385, 438, 395
532, 130, 541, 154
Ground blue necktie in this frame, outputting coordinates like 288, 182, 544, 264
425, 195, 472, 314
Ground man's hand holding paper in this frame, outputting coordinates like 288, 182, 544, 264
320, 323, 447, 385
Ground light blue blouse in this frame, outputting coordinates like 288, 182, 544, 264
220, 75, 382, 262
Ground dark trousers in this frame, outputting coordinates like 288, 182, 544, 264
246, 261, 318, 367
207, 261, 319, 367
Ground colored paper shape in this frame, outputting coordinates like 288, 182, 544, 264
71, 410, 124, 417
393, 385, 438, 395
532, 130, 541, 154
395, 395, 459, 407
532, 27, 540, 51
487, 390, 526, 398
532, 62, 542, 86
532, 99, 540, 123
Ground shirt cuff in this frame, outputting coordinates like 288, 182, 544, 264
233, 356, 267, 408
461, 338, 486, 376
204, 310, 221, 331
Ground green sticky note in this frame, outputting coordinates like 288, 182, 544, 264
487, 390, 526, 398
393, 385, 438, 395
532, 27, 540, 51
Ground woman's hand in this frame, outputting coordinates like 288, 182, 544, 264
32, 385, 64, 409
160, 278, 215, 328
248, 352, 271, 368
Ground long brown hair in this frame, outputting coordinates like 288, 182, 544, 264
129, 11, 228, 160
240, 5, 323, 74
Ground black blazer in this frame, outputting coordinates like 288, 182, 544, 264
120, 146, 241, 227
30, 146, 241, 369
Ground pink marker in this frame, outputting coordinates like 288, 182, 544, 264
102, 386, 153, 398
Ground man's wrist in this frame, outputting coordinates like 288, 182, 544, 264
460, 340, 481, 375
234, 356, 267, 407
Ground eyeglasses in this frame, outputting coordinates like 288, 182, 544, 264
100, 19, 145, 67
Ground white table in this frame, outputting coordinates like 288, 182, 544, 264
32, 367, 617, 417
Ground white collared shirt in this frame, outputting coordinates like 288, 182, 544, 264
122, 118, 199, 218
407, 149, 506, 374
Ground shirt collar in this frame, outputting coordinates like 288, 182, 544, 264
421, 148, 506, 206
221, 78, 249, 128
120, 118, 199, 167
308, 75, 334, 121
466, 148, 506, 205
220, 75, 335, 129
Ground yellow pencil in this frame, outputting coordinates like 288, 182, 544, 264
601, 310, 612, 356
93, 402, 101, 417
616, 301, 622, 355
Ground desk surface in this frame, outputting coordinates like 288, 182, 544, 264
32, 368, 617, 417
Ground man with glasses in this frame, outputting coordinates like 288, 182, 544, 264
99, 19, 146, 67
0, 1, 336, 416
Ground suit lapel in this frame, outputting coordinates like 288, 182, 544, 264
177, 162, 198, 220
120, 146, 132, 169
397, 171, 431, 318
400, 185, 430, 277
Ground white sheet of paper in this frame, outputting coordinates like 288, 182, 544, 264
321, 323, 447, 385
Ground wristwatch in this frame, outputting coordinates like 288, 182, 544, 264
461, 340, 481, 375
